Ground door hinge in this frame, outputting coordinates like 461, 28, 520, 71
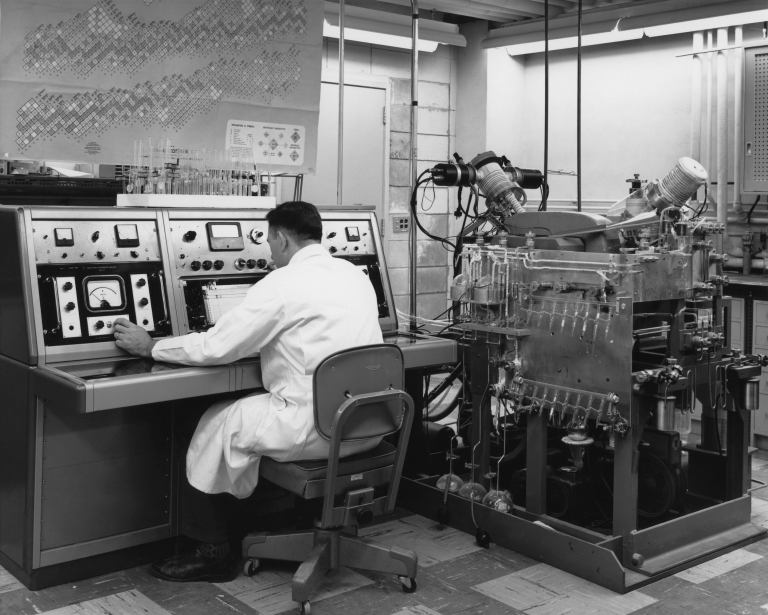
383, 106, 387, 125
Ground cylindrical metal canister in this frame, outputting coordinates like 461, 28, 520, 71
740, 377, 760, 411
654, 395, 677, 431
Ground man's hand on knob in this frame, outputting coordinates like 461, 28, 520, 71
114, 318, 156, 359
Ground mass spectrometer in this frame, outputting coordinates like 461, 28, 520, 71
0, 204, 455, 590
401, 152, 767, 592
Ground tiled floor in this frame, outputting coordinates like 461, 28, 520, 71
5, 454, 768, 615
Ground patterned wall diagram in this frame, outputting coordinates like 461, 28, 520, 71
0, 0, 323, 169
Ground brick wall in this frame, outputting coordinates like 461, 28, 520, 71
323, 39, 458, 322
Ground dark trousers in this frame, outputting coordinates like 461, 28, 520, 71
176, 404, 233, 544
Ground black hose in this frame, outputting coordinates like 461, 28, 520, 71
497, 434, 526, 466
424, 363, 463, 407
427, 383, 463, 422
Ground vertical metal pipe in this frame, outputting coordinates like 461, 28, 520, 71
717, 27, 729, 252
690, 31, 704, 209
734, 26, 744, 214
705, 30, 714, 182
337, 0, 345, 207
576, 0, 582, 212
408, 0, 420, 327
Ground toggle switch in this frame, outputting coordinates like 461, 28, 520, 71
234, 258, 246, 270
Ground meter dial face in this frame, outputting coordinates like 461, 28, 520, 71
84, 277, 125, 311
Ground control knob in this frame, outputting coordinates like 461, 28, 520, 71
202, 260, 213, 271
234, 258, 246, 270
96, 251, 105, 260
213, 260, 224, 270
256, 259, 268, 269
183, 231, 197, 242
142, 319, 149, 325
136, 278, 146, 287
327, 232, 337, 239
130, 251, 139, 259
65, 302, 76, 311
249, 229, 264, 244
190, 260, 201, 271
138, 298, 149, 307
94, 320, 105, 330
62, 281, 73, 291
329, 246, 338, 254
91, 231, 100, 242
246, 259, 257, 269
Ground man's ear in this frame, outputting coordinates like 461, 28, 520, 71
278, 229, 290, 250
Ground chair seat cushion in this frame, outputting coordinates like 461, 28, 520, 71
260, 440, 396, 497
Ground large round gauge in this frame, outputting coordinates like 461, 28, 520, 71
84, 276, 126, 311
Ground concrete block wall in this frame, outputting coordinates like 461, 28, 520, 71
323, 39, 457, 323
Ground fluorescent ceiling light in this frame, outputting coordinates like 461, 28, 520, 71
643, 9, 768, 37
505, 25, 643, 57
323, 21, 439, 52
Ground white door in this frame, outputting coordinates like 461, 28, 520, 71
298, 82, 387, 220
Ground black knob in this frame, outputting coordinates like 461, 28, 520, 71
234, 258, 246, 270
96, 251, 105, 259
327, 232, 337, 239
246, 259, 257, 269
183, 231, 197, 242
190, 260, 201, 271
62, 253, 68, 259
65, 302, 75, 311
94, 320, 104, 330
136, 278, 146, 287
62, 281, 73, 291
202, 260, 213, 270
256, 259, 268, 269
142, 319, 149, 325
91, 231, 100, 242
213, 260, 224, 270
329, 246, 337, 254
138, 298, 149, 307
130, 251, 139, 258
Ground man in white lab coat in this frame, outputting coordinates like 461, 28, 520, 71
114, 201, 383, 582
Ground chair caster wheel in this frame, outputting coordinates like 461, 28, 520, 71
299, 600, 311, 614
243, 558, 259, 577
399, 576, 417, 593
475, 528, 491, 549
436, 504, 450, 525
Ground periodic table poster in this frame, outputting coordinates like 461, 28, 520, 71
0, 0, 323, 173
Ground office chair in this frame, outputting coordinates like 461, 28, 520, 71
241, 344, 418, 615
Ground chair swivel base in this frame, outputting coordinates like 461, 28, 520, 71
242, 526, 418, 607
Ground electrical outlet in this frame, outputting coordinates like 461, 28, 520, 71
392, 216, 409, 233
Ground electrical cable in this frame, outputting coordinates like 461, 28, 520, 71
748, 194, 761, 226
427, 383, 463, 421
410, 177, 457, 250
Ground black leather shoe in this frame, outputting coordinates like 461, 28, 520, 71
149, 547, 238, 583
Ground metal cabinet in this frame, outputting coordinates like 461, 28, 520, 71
743, 44, 768, 194
752, 299, 768, 437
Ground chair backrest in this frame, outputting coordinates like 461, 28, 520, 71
313, 344, 405, 441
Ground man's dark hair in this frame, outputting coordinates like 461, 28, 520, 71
266, 201, 323, 241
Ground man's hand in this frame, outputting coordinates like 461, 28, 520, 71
114, 318, 157, 359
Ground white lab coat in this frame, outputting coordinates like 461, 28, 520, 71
152, 244, 384, 498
